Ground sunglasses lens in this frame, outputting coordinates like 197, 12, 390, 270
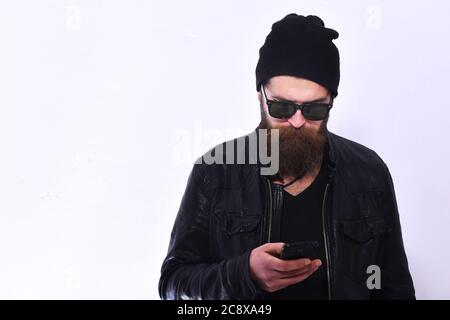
302, 104, 330, 121
269, 102, 296, 119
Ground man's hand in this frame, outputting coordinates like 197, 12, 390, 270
249, 242, 322, 292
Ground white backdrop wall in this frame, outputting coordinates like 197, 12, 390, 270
1, 0, 449, 299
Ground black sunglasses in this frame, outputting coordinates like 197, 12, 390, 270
262, 84, 334, 121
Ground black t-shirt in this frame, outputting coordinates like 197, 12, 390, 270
266, 155, 329, 300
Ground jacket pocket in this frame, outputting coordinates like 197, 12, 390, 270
339, 216, 389, 283
216, 210, 261, 236
213, 209, 261, 259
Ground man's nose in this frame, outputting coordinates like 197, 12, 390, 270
288, 110, 306, 128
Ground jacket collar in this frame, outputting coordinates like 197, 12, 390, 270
325, 130, 338, 180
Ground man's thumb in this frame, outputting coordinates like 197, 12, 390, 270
263, 242, 285, 255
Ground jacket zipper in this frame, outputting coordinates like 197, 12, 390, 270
322, 182, 332, 300
266, 179, 273, 242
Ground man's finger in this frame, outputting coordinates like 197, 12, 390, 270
278, 265, 314, 278
278, 260, 322, 278
271, 257, 312, 272
276, 266, 319, 288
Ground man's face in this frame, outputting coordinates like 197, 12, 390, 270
258, 75, 332, 179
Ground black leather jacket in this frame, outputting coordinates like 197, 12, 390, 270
159, 129, 415, 300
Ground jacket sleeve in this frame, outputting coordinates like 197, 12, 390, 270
371, 161, 416, 299
158, 163, 262, 300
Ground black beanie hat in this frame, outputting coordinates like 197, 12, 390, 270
255, 13, 340, 97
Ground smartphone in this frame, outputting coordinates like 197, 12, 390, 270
280, 241, 319, 260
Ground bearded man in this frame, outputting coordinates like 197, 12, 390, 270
159, 13, 415, 300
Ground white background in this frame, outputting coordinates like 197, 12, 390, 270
1, 0, 449, 299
